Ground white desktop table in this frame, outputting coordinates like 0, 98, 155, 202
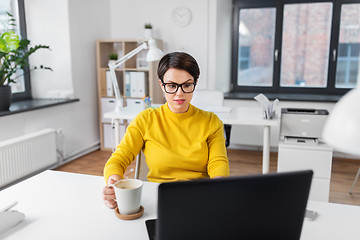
0, 171, 360, 239
104, 105, 279, 174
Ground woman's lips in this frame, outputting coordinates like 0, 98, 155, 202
174, 99, 185, 104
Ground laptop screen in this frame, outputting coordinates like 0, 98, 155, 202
147, 170, 312, 240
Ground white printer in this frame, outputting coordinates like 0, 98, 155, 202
278, 108, 333, 202
280, 108, 329, 143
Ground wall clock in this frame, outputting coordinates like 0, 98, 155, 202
172, 6, 192, 27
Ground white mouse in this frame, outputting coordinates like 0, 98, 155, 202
0, 210, 25, 234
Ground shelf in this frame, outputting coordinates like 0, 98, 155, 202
96, 39, 165, 151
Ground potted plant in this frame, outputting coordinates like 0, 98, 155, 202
109, 53, 118, 61
108, 53, 118, 67
144, 23, 152, 39
0, 13, 51, 110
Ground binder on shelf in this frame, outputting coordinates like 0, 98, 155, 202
106, 71, 114, 97
130, 72, 138, 97
129, 71, 146, 98
136, 72, 146, 98
125, 72, 131, 97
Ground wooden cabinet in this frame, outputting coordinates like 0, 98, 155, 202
96, 39, 164, 151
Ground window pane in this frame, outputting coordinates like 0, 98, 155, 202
349, 61, 358, 85
281, 3, 332, 88
336, 4, 360, 89
336, 61, 346, 85
0, 0, 26, 94
237, 8, 276, 87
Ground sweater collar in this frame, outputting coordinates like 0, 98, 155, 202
163, 102, 194, 118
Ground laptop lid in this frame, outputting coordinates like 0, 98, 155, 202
154, 170, 313, 240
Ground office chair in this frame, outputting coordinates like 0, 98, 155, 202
134, 151, 149, 181
191, 89, 232, 147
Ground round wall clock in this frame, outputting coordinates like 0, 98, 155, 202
172, 6, 192, 27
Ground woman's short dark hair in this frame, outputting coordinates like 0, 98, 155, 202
157, 52, 200, 82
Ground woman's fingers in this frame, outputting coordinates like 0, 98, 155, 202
104, 175, 122, 208
104, 199, 117, 209
103, 185, 117, 208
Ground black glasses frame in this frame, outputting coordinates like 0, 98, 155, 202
161, 81, 197, 94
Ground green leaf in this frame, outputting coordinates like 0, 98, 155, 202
0, 38, 7, 52
1, 31, 20, 52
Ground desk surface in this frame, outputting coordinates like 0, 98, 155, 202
0, 171, 158, 240
104, 105, 279, 126
2, 171, 359, 239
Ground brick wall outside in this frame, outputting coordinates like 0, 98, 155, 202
239, 3, 360, 87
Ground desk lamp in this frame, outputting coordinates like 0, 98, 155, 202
108, 38, 163, 112
323, 83, 360, 193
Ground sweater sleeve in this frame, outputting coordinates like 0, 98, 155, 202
206, 115, 230, 178
103, 109, 148, 183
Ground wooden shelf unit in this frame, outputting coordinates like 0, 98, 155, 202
96, 39, 164, 151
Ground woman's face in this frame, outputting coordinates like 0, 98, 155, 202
159, 68, 195, 113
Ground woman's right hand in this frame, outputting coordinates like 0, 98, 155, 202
102, 174, 122, 208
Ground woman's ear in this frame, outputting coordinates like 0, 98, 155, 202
159, 80, 165, 92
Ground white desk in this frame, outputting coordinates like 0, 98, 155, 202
1, 171, 360, 239
104, 106, 279, 173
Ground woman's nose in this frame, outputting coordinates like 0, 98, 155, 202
175, 86, 184, 96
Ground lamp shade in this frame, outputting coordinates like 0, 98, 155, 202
146, 38, 163, 62
323, 88, 360, 156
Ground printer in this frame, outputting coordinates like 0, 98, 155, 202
278, 108, 333, 202
280, 108, 329, 144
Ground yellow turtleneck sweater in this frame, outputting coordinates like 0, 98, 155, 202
104, 103, 229, 183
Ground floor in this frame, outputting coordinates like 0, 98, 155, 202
55, 149, 360, 206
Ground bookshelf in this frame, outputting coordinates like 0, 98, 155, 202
96, 39, 164, 151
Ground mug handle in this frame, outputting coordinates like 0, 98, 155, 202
107, 184, 118, 202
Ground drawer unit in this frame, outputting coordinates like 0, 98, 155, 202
103, 123, 126, 149
278, 141, 333, 202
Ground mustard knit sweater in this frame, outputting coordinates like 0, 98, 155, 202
104, 103, 230, 183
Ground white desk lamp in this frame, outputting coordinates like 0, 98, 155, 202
323, 83, 360, 193
108, 38, 163, 113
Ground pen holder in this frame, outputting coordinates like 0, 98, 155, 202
143, 97, 152, 109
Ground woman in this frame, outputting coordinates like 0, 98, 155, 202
103, 52, 229, 208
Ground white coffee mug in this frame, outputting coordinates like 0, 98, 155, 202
110, 179, 143, 215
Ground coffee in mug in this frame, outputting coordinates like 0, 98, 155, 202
111, 179, 143, 215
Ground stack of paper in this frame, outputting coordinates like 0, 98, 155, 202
254, 93, 279, 119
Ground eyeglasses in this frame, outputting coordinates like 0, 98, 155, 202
161, 81, 197, 94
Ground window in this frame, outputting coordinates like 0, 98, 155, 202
237, 8, 276, 87
232, 0, 360, 98
0, 0, 31, 100
281, 2, 332, 88
336, 43, 360, 88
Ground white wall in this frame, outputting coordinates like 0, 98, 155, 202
0, 0, 111, 160
209, 0, 232, 92
109, 0, 210, 89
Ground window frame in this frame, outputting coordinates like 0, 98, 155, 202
13, 0, 32, 101
231, 0, 358, 98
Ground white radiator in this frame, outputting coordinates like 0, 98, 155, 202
0, 129, 58, 189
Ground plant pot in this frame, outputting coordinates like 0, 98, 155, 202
0, 85, 12, 111
144, 29, 152, 39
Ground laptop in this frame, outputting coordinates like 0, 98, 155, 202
146, 170, 313, 240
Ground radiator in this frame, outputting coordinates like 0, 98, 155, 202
0, 128, 58, 189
